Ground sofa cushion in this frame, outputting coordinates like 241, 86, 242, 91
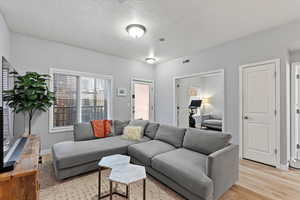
73, 122, 97, 141
202, 119, 222, 126
52, 136, 151, 170
122, 126, 143, 141
144, 122, 160, 139
154, 125, 186, 148
183, 128, 231, 155
128, 140, 175, 166
113, 120, 130, 136
151, 148, 213, 199
128, 120, 149, 136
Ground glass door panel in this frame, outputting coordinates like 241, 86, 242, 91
132, 80, 154, 121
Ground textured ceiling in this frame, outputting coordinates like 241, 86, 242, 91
1, 0, 300, 63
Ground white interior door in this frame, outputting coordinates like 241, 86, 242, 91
242, 63, 277, 166
131, 80, 154, 121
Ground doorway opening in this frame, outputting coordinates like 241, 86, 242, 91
131, 79, 154, 121
173, 69, 225, 131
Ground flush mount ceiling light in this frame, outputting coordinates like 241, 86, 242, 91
145, 58, 157, 64
126, 24, 146, 38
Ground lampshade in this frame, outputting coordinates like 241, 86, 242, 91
202, 98, 209, 104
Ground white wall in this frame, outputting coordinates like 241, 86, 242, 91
201, 74, 224, 115
11, 33, 155, 150
0, 11, 10, 70
155, 19, 300, 165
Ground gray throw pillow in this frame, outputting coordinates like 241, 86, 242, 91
183, 128, 232, 155
113, 120, 130, 136
144, 122, 160, 139
128, 120, 149, 136
154, 124, 186, 148
73, 123, 97, 141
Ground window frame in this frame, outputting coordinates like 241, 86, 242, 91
49, 68, 114, 133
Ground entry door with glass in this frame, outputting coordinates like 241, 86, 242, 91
131, 80, 154, 121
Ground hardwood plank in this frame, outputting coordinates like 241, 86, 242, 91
220, 185, 273, 200
221, 159, 300, 200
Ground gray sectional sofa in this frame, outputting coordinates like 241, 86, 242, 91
52, 120, 239, 200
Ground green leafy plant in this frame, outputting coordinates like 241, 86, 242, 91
3, 72, 55, 135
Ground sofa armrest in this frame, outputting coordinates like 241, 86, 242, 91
207, 144, 239, 200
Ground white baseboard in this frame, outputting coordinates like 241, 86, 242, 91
40, 148, 51, 155
277, 163, 289, 171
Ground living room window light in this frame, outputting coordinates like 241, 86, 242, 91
49, 68, 113, 133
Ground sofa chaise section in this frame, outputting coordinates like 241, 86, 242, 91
52, 136, 150, 180
152, 148, 213, 200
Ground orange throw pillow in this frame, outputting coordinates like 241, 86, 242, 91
91, 120, 112, 138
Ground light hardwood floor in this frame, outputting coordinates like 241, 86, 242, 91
220, 159, 300, 200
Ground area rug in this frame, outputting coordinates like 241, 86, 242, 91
39, 155, 184, 200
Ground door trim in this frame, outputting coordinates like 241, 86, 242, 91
239, 59, 281, 168
130, 78, 155, 121
291, 62, 300, 165
172, 69, 225, 130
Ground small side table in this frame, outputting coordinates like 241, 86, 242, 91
98, 154, 130, 199
109, 164, 146, 200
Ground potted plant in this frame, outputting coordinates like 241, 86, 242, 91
3, 72, 55, 135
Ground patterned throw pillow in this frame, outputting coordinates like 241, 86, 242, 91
122, 126, 143, 141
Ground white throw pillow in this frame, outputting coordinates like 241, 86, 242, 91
122, 126, 143, 141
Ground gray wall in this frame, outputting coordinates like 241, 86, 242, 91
11, 33, 155, 150
290, 50, 300, 63
155, 20, 300, 165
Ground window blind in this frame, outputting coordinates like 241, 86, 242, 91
53, 74, 78, 127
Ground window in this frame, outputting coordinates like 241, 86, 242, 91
2, 60, 13, 154
50, 69, 112, 132
53, 74, 78, 128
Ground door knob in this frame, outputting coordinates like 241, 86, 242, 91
244, 116, 248, 119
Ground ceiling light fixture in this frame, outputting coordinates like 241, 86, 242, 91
145, 58, 157, 64
126, 24, 146, 38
